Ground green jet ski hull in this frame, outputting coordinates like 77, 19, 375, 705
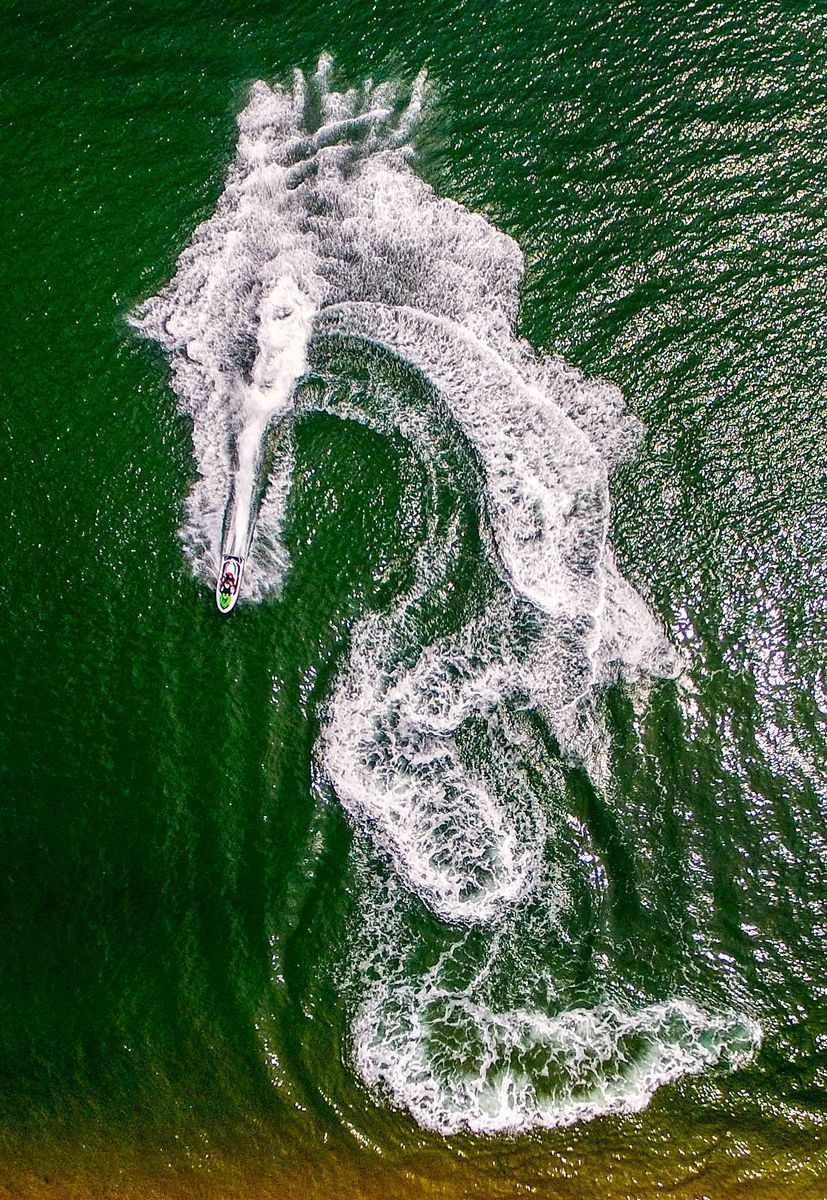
216, 555, 244, 614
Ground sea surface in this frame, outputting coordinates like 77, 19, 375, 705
2, 2, 827, 1197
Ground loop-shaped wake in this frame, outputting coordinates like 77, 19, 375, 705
134, 58, 759, 1136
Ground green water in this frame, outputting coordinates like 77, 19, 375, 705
2, 1, 827, 1195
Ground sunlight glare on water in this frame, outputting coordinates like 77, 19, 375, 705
1, 0, 826, 1195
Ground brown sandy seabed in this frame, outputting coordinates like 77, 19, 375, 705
1, 1111, 824, 1200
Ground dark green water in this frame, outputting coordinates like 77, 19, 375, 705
2, 1, 827, 1196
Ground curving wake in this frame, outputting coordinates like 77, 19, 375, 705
132, 57, 760, 1134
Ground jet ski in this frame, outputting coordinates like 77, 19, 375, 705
216, 555, 244, 614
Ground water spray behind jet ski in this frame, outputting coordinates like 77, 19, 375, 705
214, 278, 315, 613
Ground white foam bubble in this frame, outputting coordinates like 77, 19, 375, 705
321, 613, 545, 925
130, 67, 427, 594
343, 854, 762, 1136
354, 984, 761, 1135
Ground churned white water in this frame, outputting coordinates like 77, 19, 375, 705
356, 986, 760, 1135
353, 894, 759, 1135
134, 58, 761, 1134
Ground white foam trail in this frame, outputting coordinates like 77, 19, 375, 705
130, 62, 436, 595
355, 987, 761, 1135
319, 303, 611, 622
346, 859, 762, 1136
321, 614, 545, 924
223, 280, 313, 560
133, 60, 758, 1132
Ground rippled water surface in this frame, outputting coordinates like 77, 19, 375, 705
2, 1, 826, 1196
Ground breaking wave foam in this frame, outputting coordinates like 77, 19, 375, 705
356, 989, 760, 1135
133, 58, 760, 1134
